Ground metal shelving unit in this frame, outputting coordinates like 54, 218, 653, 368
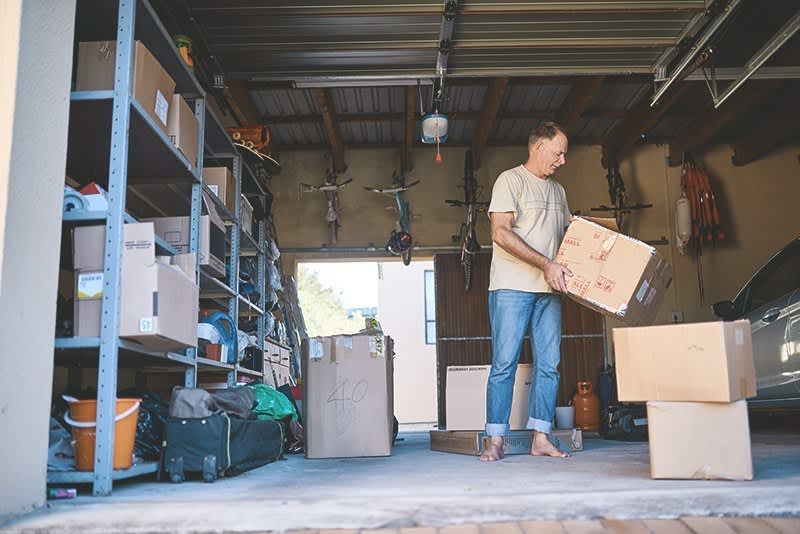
51, 0, 211, 496
53, 0, 274, 496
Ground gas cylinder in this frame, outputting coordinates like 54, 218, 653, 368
573, 381, 600, 431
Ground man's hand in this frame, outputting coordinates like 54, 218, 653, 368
543, 260, 573, 293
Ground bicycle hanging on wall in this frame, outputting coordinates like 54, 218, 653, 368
364, 172, 420, 266
445, 150, 489, 291
299, 169, 352, 246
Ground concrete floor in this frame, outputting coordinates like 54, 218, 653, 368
5, 428, 800, 533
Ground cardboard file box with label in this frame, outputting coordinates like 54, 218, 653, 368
76, 41, 176, 134
204, 167, 236, 213
555, 217, 672, 326
302, 335, 394, 459
144, 192, 226, 278
613, 320, 756, 402
647, 400, 753, 480
445, 364, 532, 431
167, 94, 199, 168
72, 223, 198, 351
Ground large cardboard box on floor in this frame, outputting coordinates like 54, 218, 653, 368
76, 41, 176, 134
144, 192, 226, 278
72, 223, 198, 351
167, 94, 199, 168
613, 320, 756, 402
302, 334, 394, 458
555, 217, 672, 326
647, 400, 753, 480
445, 364, 532, 431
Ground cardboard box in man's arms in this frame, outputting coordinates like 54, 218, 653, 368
555, 217, 672, 326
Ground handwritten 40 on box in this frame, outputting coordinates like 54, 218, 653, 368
302, 334, 394, 459
555, 217, 672, 326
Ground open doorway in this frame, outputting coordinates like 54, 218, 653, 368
297, 260, 438, 426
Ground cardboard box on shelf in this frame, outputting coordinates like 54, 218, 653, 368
647, 400, 753, 480
555, 217, 672, 326
613, 320, 756, 402
76, 41, 176, 134
167, 94, 199, 168
430, 428, 583, 456
302, 334, 394, 458
144, 192, 226, 278
72, 223, 198, 351
204, 167, 235, 213
240, 194, 254, 236
264, 361, 292, 389
445, 364, 532, 431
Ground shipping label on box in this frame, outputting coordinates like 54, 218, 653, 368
647, 400, 753, 480
445, 364, 532, 431
613, 320, 756, 402
556, 217, 672, 326
76, 272, 103, 300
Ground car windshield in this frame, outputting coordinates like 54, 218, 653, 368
740, 239, 800, 314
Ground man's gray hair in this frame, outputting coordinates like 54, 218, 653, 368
528, 121, 565, 150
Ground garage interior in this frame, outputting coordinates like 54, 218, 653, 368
2, 0, 800, 532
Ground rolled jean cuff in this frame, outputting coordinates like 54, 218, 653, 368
527, 417, 552, 435
485, 423, 509, 437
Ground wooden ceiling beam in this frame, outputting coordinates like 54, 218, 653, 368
403, 86, 415, 173
471, 77, 510, 169
555, 76, 606, 131
731, 86, 800, 166
668, 81, 782, 166
602, 82, 692, 168
313, 88, 347, 173
223, 80, 263, 127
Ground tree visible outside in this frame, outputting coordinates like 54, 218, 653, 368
297, 265, 366, 336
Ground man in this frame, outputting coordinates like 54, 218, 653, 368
480, 122, 572, 462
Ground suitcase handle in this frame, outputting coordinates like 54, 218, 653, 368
63, 401, 140, 428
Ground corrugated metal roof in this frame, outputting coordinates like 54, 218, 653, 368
185, 0, 705, 80
332, 87, 406, 114
269, 123, 327, 147
502, 84, 571, 112
249, 89, 319, 118
341, 120, 403, 145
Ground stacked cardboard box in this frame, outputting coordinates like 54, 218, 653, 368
445, 364, 532, 431
302, 333, 394, 459
72, 223, 199, 351
613, 320, 756, 480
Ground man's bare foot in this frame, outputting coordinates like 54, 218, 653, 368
479, 436, 505, 462
531, 431, 569, 458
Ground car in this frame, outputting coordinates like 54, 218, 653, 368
713, 236, 800, 407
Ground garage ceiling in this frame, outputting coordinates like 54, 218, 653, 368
156, 0, 800, 166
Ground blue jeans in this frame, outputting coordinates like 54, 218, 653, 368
486, 289, 562, 436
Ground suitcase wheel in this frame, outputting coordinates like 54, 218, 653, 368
167, 456, 184, 484
202, 454, 217, 483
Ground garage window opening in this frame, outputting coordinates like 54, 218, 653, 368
297, 262, 379, 337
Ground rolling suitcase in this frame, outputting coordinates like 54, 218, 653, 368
164, 413, 283, 482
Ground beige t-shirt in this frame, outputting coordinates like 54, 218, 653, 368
488, 164, 571, 293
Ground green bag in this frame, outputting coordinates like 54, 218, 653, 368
249, 384, 298, 421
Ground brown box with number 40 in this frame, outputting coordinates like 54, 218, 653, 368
302, 334, 394, 459
555, 217, 672, 326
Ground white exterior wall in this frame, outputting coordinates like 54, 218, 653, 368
0, 0, 76, 520
377, 260, 438, 423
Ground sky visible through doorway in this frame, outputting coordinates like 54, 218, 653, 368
302, 262, 379, 309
